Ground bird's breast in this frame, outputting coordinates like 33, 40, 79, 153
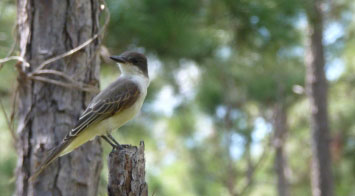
91, 75, 148, 136
94, 92, 146, 135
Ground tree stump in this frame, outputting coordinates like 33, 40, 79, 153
108, 141, 148, 196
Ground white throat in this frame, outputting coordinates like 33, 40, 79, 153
118, 63, 150, 90
118, 63, 144, 76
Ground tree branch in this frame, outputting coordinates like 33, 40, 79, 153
108, 141, 148, 196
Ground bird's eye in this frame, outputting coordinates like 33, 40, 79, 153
131, 59, 138, 64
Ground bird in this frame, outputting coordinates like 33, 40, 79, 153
29, 51, 150, 181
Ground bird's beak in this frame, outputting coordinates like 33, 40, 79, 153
110, 55, 127, 63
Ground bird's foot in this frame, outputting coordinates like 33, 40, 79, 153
101, 134, 124, 150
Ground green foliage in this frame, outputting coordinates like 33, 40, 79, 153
0, 2, 17, 195
107, 0, 218, 60
196, 67, 224, 114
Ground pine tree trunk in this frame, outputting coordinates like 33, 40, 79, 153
273, 104, 289, 196
15, 0, 102, 195
108, 142, 148, 196
305, 0, 334, 195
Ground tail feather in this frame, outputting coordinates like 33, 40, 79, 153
29, 139, 72, 182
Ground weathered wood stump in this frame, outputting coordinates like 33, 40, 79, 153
108, 141, 148, 196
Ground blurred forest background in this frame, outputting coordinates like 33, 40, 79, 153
0, 0, 355, 195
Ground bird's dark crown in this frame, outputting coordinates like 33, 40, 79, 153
110, 51, 148, 77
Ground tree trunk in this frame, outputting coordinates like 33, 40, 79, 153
15, 0, 102, 195
305, 0, 334, 195
272, 104, 290, 196
108, 141, 148, 196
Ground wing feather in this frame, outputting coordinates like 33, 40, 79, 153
64, 80, 140, 140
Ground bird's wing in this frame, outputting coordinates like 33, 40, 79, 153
64, 79, 140, 140
29, 79, 140, 181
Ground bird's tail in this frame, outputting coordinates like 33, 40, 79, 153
29, 139, 72, 182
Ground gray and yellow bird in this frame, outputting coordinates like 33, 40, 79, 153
30, 51, 150, 181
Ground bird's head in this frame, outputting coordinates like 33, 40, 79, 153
110, 51, 148, 78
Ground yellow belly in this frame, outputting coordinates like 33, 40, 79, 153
59, 95, 145, 156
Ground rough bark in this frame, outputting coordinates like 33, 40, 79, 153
272, 104, 290, 196
305, 0, 334, 195
15, 0, 102, 195
108, 141, 148, 196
